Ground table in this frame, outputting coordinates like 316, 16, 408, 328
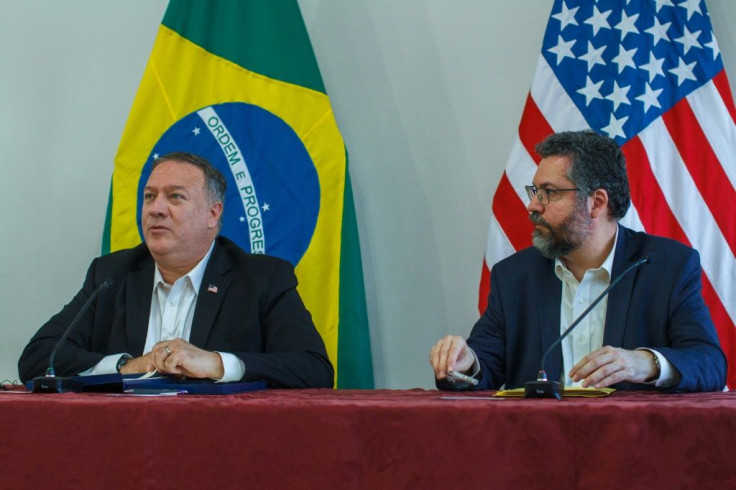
2, 388, 735, 489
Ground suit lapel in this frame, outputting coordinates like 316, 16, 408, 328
538, 264, 563, 381
125, 258, 155, 356
189, 240, 233, 348
602, 226, 637, 347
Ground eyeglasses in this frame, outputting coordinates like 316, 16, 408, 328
525, 185, 580, 205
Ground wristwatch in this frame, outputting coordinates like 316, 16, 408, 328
645, 351, 661, 382
116, 354, 133, 373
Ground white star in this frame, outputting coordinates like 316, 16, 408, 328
584, 6, 612, 36
577, 76, 604, 106
612, 45, 637, 74
579, 41, 607, 71
239, 216, 245, 222
645, 17, 671, 46
261, 203, 270, 212
615, 10, 639, 41
653, 0, 675, 13
153, 153, 159, 160
705, 33, 721, 61
551, 1, 579, 31
547, 35, 577, 65
192, 127, 201, 136
636, 82, 663, 113
674, 26, 702, 55
602, 113, 629, 140
668, 57, 698, 86
678, 0, 702, 21
640, 52, 665, 82
605, 80, 631, 111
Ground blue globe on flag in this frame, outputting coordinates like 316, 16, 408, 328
137, 102, 321, 266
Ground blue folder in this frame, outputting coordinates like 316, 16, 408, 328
26, 373, 267, 395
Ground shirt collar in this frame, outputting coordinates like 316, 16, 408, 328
153, 240, 216, 293
554, 226, 619, 281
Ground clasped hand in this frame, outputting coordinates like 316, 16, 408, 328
118, 338, 225, 380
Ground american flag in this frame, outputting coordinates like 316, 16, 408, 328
480, 0, 736, 387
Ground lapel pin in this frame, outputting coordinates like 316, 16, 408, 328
207, 284, 218, 294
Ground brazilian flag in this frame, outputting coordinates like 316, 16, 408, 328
102, 0, 373, 388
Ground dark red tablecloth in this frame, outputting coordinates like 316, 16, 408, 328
2, 388, 735, 488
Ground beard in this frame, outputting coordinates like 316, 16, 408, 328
530, 198, 592, 259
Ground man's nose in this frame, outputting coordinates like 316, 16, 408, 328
145, 195, 167, 216
527, 197, 544, 214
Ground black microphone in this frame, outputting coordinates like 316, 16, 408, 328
524, 255, 650, 399
32, 279, 115, 393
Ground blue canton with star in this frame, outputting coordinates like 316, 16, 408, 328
542, 0, 723, 144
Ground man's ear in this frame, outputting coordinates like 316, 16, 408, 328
589, 189, 609, 219
209, 201, 224, 228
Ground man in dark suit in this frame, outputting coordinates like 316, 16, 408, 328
430, 130, 726, 392
19, 152, 334, 388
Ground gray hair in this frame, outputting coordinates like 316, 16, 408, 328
152, 152, 227, 206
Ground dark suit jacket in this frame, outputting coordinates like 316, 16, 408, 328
18, 236, 334, 388
440, 225, 726, 392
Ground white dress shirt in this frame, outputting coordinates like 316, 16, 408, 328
554, 228, 674, 387
555, 240, 614, 387
81, 241, 245, 381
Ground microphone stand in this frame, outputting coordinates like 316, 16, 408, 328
32, 280, 114, 393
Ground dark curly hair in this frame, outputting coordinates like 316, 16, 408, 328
535, 130, 630, 219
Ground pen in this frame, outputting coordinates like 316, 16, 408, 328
447, 370, 479, 386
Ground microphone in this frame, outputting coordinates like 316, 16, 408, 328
32, 279, 115, 393
524, 255, 650, 399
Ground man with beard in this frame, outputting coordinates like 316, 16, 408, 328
429, 130, 725, 392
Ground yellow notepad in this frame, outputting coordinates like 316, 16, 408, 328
493, 387, 615, 398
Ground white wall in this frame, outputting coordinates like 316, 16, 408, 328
2, 1, 735, 388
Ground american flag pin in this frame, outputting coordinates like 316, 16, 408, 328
207, 284, 218, 294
